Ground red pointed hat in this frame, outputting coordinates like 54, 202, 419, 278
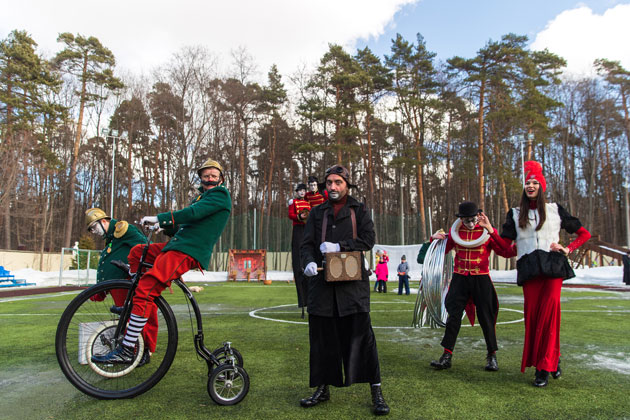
524, 160, 546, 192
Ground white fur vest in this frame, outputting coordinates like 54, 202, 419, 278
512, 203, 561, 260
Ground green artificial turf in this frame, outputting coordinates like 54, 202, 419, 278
0, 282, 628, 420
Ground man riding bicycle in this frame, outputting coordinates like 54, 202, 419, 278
92, 158, 232, 364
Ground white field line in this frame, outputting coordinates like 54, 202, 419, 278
248, 304, 526, 328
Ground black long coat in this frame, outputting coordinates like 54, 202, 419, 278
300, 195, 375, 317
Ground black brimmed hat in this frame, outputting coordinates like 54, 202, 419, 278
295, 183, 307, 192
456, 201, 482, 218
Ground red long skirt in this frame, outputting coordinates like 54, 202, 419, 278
521, 275, 562, 373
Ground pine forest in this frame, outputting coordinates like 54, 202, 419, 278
1, 30, 629, 255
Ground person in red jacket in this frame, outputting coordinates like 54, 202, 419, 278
289, 183, 311, 314
429, 201, 515, 372
495, 161, 590, 387
305, 175, 328, 208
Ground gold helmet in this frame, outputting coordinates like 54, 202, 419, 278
85, 208, 110, 229
197, 158, 225, 180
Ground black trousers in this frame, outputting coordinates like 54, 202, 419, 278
291, 224, 307, 308
308, 312, 381, 387
441, 273, 499, 353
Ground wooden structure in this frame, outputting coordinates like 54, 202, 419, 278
569, 236, 629, 268
227, 249, 267, 282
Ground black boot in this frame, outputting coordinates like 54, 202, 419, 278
533, 369, 549, 387
91, 344, 135, 365
371, 385, 390, 416
137, 348, 151, 367
430, 352, 452, 370
551, 359, 562, 379
485, 352, 498, 371
300, 385, 330, 407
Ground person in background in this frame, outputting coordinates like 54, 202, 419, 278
305, 175, 328, 208
374, 250, 389, 293
397, 255, 410, 295
288, 183, 311, 316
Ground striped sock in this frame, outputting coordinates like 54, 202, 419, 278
122, 314, 148, 348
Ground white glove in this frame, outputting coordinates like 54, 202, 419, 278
141, 216, 159, 226
320, 242, 340, 254
288, 198, 294, 206
304, 262, 318, 277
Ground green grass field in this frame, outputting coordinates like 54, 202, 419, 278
1, 281, 629, 420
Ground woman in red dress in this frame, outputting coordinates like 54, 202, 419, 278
497, 161, 590, 387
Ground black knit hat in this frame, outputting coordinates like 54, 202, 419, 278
456, 201, 482, 218
295, 183, 307, 192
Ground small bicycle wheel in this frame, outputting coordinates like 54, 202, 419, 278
211, 346, 244, 367
207, 364, 250, 405
55, 280, 178, 399
85, 321, 145, 378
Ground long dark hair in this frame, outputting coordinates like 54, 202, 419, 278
518, 189, 546, 231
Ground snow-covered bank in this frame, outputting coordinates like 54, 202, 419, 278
2, 266, 627, 290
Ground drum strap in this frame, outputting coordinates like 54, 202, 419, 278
321, 208, 357, 244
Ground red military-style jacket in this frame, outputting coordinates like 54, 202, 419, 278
444, 225, 514, 275
288, 198, 311, 226
305, 190, 328, 208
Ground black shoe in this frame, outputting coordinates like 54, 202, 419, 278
300, 385, 330, 407
430, 352, 452, 370
551, 359, 562, 379
371, 385, 390, 416
110, 305, 123, 315
137, 349, 151, 367
533, 369, 549, 387
91, 344, 135, 365
485, 353, 498, 371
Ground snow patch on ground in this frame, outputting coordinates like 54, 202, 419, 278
575, 352, 630, 375
2, 265, 627, 290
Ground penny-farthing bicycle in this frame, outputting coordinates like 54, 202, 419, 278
55, 225, 249, 405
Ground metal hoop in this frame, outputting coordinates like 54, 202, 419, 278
413, 239, 453, 328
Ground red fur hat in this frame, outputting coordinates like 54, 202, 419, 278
524, 160, 546, 192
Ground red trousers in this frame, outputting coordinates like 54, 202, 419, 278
521, 276, 563, 373
130, 244, 198, 321
112, 242, 172, 352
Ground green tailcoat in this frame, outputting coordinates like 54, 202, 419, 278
157, 185, 231, 270
97, 219, 146, 282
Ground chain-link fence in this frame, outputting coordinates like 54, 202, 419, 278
214, 209, 427, 255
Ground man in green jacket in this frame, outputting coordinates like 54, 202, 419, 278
92, 158, 232, 365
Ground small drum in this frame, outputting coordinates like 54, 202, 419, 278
298, 208, 310, 221
325, 251, 363, 282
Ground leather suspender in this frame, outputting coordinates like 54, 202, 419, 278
321, 207, 357, 244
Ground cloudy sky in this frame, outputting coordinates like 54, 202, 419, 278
1, 0, 629, 80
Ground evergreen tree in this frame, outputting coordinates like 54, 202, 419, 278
54, 33, 123, 248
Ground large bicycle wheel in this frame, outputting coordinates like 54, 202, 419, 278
55, 280, 178, 399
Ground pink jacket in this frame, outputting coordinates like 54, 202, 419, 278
374, 262, 389, 281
